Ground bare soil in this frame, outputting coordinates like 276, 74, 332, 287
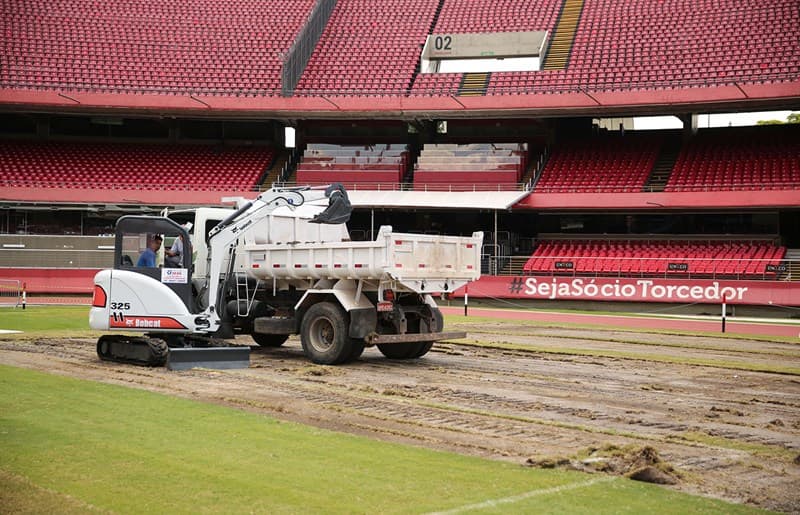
2, 321, 799, 512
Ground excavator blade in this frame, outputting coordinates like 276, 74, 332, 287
311, 183, 352, 225
166, 347, 250, 371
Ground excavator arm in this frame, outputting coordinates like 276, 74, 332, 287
200, 184, 351, 334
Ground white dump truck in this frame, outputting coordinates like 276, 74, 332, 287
89, 184, 482, 368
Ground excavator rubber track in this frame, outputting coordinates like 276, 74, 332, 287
97, 334, 168, 367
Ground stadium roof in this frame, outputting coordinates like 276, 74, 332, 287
347, 190, 530, 210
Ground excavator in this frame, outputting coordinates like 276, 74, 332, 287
90, 184, 352, 369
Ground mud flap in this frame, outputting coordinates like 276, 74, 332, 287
167, 347, 250, 371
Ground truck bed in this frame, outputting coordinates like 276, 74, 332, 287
237, 226, 482, 289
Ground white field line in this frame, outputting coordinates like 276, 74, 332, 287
426, 475, 616, 515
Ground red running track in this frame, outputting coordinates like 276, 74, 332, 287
439, 306, 800, 339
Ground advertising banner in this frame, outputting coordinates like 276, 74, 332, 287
453, 276, 800, 306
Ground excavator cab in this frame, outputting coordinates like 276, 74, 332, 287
114, 216, 195, 313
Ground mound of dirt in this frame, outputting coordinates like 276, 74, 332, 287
526, 445, 680, 485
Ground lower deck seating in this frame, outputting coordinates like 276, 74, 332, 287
523, 239, 786, 278
414, 143, 527, 191
0, 141, 273, 191
535, 134, 660, 193
296, 143, 407, 187
665, 126, 800, 191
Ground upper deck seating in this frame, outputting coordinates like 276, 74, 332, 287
534, 134, 660, 193
2, 0, 796, 98
523, 239, 786, 278
413, 143, 527, 191
295, 143, 408, 187
486, 0, 800, 94
665, 126, 800, 192
0, 141, 273, 191
434, 0, 560, 34
1, 0, 314, 94
294, 0, 438, 94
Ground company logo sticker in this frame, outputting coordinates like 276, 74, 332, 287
161, 268, 188, 284
108, 315, 186, 329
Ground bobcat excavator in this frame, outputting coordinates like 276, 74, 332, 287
90, 184, 352, 369
90, 183, 482, 369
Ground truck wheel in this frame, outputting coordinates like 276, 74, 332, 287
348, 339, 366, 361
251, 334, 289, 347
378, 342, 432, 359
300, 302, 353, 365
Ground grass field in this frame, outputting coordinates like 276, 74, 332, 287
0, 305, 91, 334
0, 364, 760, 514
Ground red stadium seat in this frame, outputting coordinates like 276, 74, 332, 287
0, 141, 274, 195
522, 239, 785, 278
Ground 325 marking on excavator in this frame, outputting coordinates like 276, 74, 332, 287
110, 302, 130, 310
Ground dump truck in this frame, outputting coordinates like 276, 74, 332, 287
89, 184, 482, 368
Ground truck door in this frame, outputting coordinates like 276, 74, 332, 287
114, 215, 194, 312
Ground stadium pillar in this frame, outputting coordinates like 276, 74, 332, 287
680, 113, 699, 136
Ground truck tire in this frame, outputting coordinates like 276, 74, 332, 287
251, 334, 289, 347
377, 341, 432, 359
348, 339, 366, 360
377, 307, 441, 360
300, 302, 354, 365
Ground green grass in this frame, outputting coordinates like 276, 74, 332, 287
0, 305, 92, 335
0, 365, 760, 514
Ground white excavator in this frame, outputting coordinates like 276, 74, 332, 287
89, 184, 482, 369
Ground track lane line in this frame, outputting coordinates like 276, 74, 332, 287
426, 476, 616, 515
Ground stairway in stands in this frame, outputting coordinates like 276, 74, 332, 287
501, 256, 529, 276
259, 151, 289, 188
644, 136, 682, 192
541, 0, 585, 70
458, 72, 491, 96
408, 0, 447, 92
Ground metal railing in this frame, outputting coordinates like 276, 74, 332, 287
3, 71, 796, 99
281, 0, 338, 97
490, 255, 800, 281
533, 181, 800, 193
5, 176, 795, 195
270, 181, 533, 192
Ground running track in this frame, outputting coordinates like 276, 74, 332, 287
439, 306, 800, 339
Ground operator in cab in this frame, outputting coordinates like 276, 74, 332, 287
136, 235, 162, 267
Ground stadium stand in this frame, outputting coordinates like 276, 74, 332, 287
488, 0, 800, 94
523, 239, 787, 278
413, 143, 527, 191
1, 0, 797, 101
534, 134, 660, 193
0, 141, 273, 191
295, 144, 408, 187
410, 73, 463, 96
665, 126, 800, 192
294, 0, 438, 94
0, 0, 315, 94
434, 0, 560, 35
